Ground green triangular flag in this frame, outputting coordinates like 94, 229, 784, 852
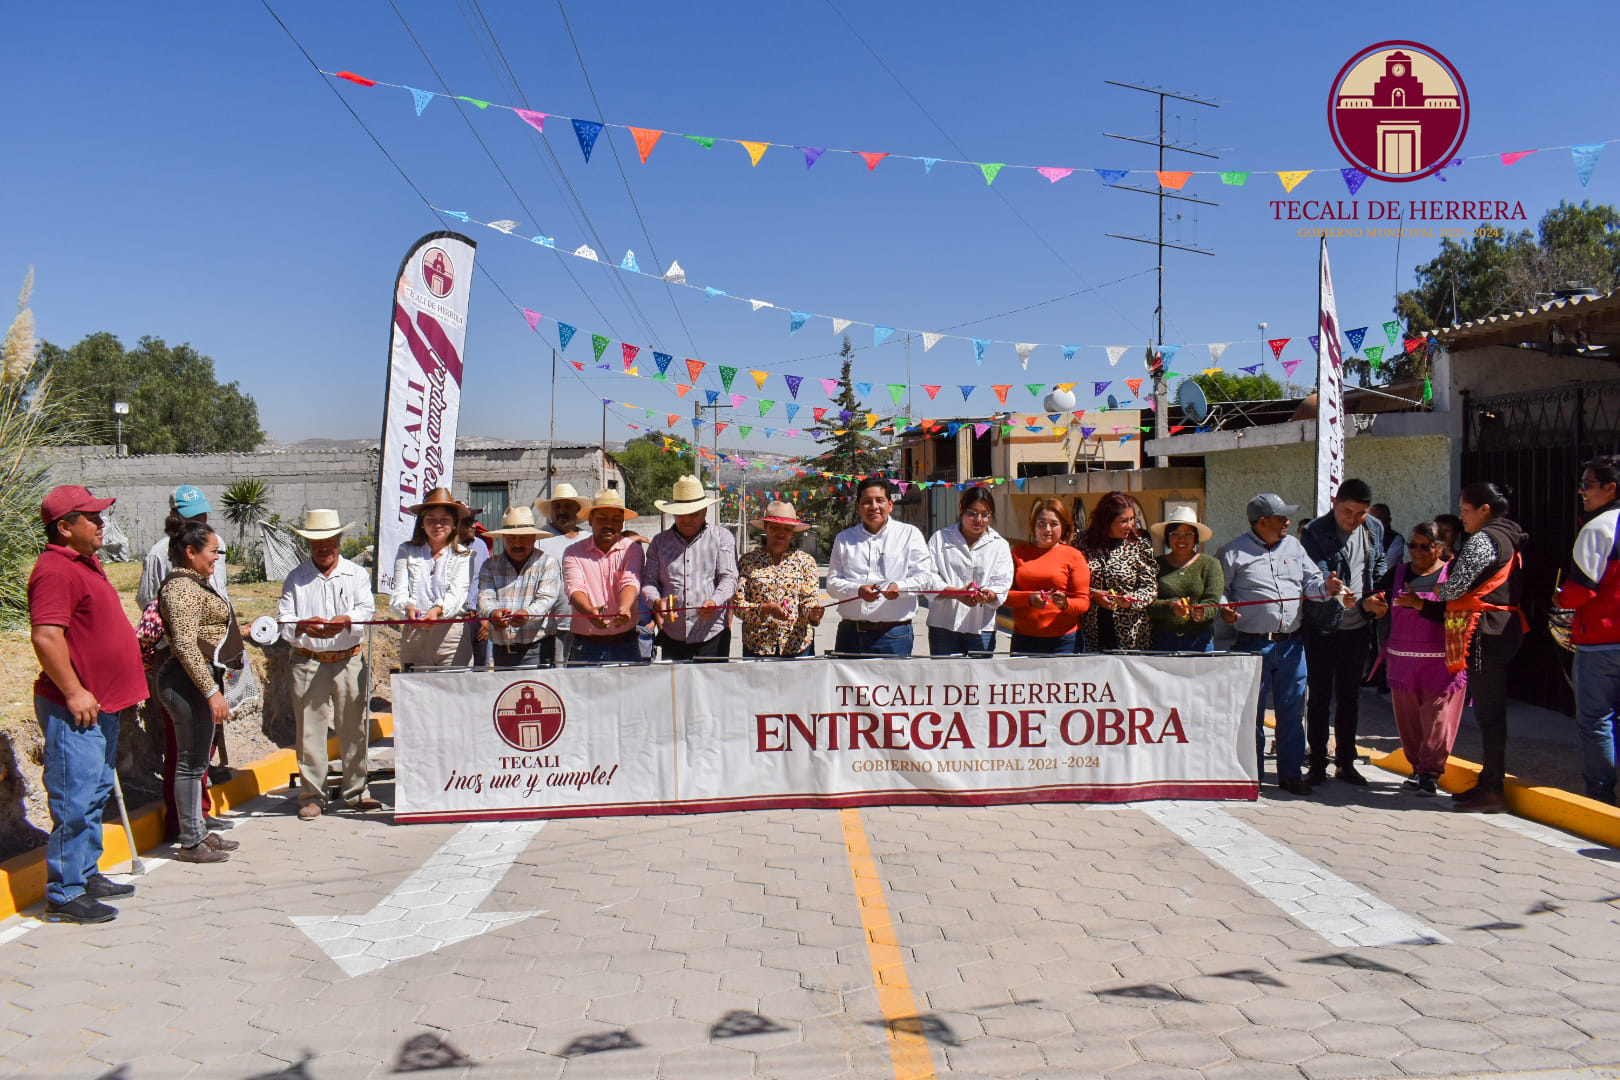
591, 334, 610, 361
651, 372, 668, 382
455, 96, 491, 109
888, 384, 906, 406
1422, 377, 1433, 405
1219, 171, 1251, 185
758, 399, 775, 417
644, 408, 656, 418
1026, 383, 1045, 398
719, 365, 737, 391
1001, 424, 1013, 438
1365, 344, 1385, 369
739, 426, 752, 439
684, 135, 715, 149
1382, 319, 1402, 346
979, 162, 1005, 185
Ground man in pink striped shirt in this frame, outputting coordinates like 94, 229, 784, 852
562, 490, 646, 664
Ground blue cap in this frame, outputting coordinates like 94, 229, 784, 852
171, 485, 212, 518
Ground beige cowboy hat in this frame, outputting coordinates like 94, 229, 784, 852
404, 487, 471, 519
487, 505, 546, 537
1150, 505, 1213, 545
654, 474, 717, 515
749, 500, 812, 533
586, 489, 633, 518
534, 481, 586, 518
293, 508, 355, 541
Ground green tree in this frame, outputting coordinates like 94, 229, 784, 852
613, 432, 693, 516
796, 336, 896, 552
30, 332, 263, 453
1185, 370, 1286, 403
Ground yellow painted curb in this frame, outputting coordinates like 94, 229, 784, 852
0, 713, 395, 921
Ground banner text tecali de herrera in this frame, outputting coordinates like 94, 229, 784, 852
753, 678, 1190, 762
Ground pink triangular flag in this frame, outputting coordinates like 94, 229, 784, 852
1282, 358, 1304, 377
522, 309, 543, 332
820, 378, 839, 396
1037, 167, 1074, 184
514, 109, 548, 134
1502, 150, 1537, 166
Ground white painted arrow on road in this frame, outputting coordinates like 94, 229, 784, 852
291, 820, 546, 977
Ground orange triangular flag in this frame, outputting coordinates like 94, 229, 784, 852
1157, 171, 1193, 190
1126, 377, 1144, 395
750, 369, 769, 390
686, 359, 706, 382
630, 127, 664, 163
859, 151, 889, 171
675, 383, 693, 398
991, 385, 1012, 404
740, 141, 769, 167
667, 414, 680, 428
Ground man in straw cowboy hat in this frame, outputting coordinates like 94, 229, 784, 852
534, 482, 587, 664
477, 505, 562, 669
277, 509, 378, 820
563, 490, 647, 664
737, 501, 823, 658
644, 476, 738, 662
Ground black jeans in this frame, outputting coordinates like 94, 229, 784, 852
657, 627, 731, 662
492, 638, 549, 669
1306, 624, 1373, 770
1470, 625, 1524, 790
155, 659, 218, 850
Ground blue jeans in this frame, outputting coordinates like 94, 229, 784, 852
928, 628, 995, 656
1010, 631, 1078, 655
1575, 647, 1620, 803
570, 635, 644, 664
1233, 634, 1308, 782
36, 696, 119, 906
834, 622, 914, 657
1152, 628, 1214, 652
493, 638, 549, 669
468, 623, 492, 669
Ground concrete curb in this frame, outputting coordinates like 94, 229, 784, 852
0, 713, 394, 921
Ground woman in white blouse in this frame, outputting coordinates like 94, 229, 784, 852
390, 487, 474, 669
926, 486, 1014, 656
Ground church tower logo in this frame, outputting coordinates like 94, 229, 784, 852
1329, 41, 1468, 182
492, 681, 567, 752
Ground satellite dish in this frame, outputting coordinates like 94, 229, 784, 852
1178, 380, 1209, 424
1106, 394, 1120, 411
1043, 388, 1076, 414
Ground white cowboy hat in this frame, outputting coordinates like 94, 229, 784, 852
534, 482, 586, 518
487, 505, 546, 537
654, 475, 718, 515
293, 508, 354, 541
749, 500, 812, 533
1150, 505, 1213, 545
586, 489, 633, 518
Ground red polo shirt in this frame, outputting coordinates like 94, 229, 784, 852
28, 544, 147, 713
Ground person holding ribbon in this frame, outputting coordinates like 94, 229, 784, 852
563, 490, 647, 664
1378, 520, 1463, 797
736, 502, 823, 659
926, 486, 1014, 657
1432, 481, 1527, 813
826, 478, 935, 657
1147, 506, 1223, 652
389, 487, 474, 671
1007, 498, 1090, 654
1079, 492, 1158, 652
643, 476, 737, 662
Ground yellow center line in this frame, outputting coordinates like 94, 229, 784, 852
839, 806, 938, 1080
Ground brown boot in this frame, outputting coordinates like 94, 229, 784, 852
176, 841, 230, 863
203, 833, 239, 852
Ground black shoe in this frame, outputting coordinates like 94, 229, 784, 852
1452, 786, 1507, 813
1276, 777, 1313, 796
1306, 766, 1328, 786
207, 766, 234, 785
1400, 776, 1421, 791
1417, 775, 1438, 796
43, 895, 117, 924
203, 816, 234, 831
83, 875, 135, 900
1336, 763, 1369, 786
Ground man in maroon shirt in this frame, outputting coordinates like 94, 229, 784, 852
29, 485, 149, 923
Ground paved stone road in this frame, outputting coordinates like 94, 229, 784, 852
4, 770, 1620, 1080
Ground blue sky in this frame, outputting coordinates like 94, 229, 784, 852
5, 1, 1617, 454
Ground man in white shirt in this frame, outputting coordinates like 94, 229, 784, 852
827, 478, 936, 656
277, 509, 377, 820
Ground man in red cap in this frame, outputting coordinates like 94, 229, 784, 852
29, 485, 149, 923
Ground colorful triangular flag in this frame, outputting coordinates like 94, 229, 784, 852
630, 127, 663, 162
572, 119, 604, 162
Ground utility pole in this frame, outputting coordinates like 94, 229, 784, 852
692, 399, 732, 489
545, 347, 557, 497
1104, 81, 1219, 466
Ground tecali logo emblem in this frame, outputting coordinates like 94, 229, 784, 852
1329, 41, 1468, 182
492, 681, 566, 752
420, 245, 456, 298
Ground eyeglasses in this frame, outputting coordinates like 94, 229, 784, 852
962, 510, 993, 520
1579, 480, 1610, 491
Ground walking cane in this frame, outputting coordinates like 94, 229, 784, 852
108, 767, 146, 876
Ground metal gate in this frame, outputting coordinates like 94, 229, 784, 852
1462, 378, 1620, 712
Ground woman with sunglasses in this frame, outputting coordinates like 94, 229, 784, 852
1378, 521, 1463, 796
1558, 456, 1620, 804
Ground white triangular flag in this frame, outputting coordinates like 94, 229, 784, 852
1106, 346, 1128, 367
573, 244, 598, 261
1208, 342, 1230, 365
922, 332, 943, 351
832, 318, 852, 335
663, 260, 687, 284
488, 219, 520, 234
1015, 343, 1037, 368
749, 299, 772, 311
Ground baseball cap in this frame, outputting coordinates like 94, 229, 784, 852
170, 485, 212, 518
1247, 493, 1299, 523
40, 485, 116, 527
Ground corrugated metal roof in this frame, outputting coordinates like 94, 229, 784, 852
1437, 289, 1620, 347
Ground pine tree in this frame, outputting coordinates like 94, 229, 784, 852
796, 336, 895, 553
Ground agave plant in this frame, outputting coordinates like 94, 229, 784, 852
219, 478, 271, 553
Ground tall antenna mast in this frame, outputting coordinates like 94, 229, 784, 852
1103, 81, 1219, 466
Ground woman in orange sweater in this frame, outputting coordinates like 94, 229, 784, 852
1008, 498, 1092, 653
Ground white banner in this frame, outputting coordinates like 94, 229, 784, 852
376, 232, 477, 593
1315, 238, 1346, 517
393, 655, 1262, 823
